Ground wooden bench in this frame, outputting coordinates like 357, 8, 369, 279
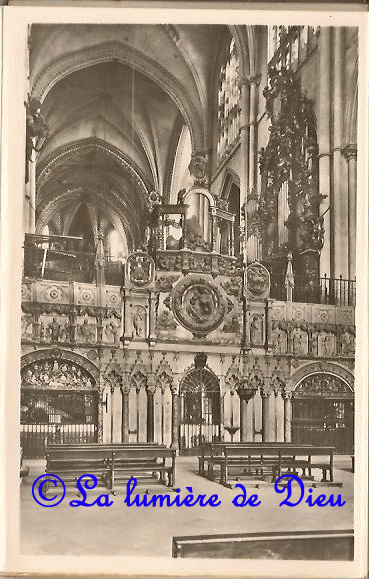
108, 447, 176, 493
45, 443, 175, 494
172, 529, 354, 560
219, 445, 336, 487
198, 442, 313, 479
46, 447, 112, 492
274, 446, 335, 483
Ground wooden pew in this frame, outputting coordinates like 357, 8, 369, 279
219, 444, 336, 487
45, 447, 112, 492
109, 447, 176, 493
172, 529, 354, 560
45, 443, 175, 494
275, 446, 335, 483
199, 443, 313, 482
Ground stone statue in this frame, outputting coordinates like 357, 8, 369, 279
341, 331, 355, 355
293, 330, 306, 355
321, 334, 335, 357
250, 315, 263, 346
105, 321, 119, 344
133, 311, 145, 337
78, 319, 96, 343
48, 318, 60, 342
274, 328, 287, 354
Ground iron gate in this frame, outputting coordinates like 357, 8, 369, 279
21, 390, 98, 458
179, 368, 221, 450
292, 374, 354, 454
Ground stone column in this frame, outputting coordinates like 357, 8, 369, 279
28, 151, 37, 234
148, 291, 158, 345
318, 26, 332, 279
170, 381, 179, 449
120, 382, 130, 443
98, 385, 105, 444
110, 384, 115, 443
95, 232, 106, 286
275, 389, 284, 442
146, 376, 156, 443
261, 388, 271, 442
333, 27, 348, 280
283, 391, 292, 442
343, 144, 357, 281
239, 78, 250, 212
248, 74, 261, 194
211, 208, 218, 252
240, 396, 248, 442
230, 221, 235, 257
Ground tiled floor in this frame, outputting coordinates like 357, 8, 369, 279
21, 456, 354, 557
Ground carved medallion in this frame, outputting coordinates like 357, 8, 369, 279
188, 153, 208, 184
126, 252, 155, 288
171, 275, 226, 336
246, 263, 270, 300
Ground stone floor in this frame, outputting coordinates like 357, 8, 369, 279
20, 456, 354, 558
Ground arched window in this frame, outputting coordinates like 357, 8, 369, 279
217, 38, 241, 162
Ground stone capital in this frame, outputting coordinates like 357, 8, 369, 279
343, 144, 357, 162
238, 73, 262, 88
282, 390, 293, 400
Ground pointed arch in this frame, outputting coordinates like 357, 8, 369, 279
31, 41, 204, 152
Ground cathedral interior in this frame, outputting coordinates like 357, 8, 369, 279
21, 24, 357, 460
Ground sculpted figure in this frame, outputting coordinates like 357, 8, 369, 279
250, 315, 263, 345
48, 317, 60, 342
186, 286, 213, 323
274, 328, 287, 354
105, 321, 119, 343
133, 311, 145, 337
79, 319, 95, 343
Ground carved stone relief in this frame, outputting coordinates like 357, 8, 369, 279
77, 316, 97, 343
76, 285, 96, 306
103, 316, 121, 344
105, 289, 122, 308
157, 310, 178, 331
318, 332, 336, 357
126, 252, 155, 288
21, 314, 33, 340
293, 328, 308, 355
171, 275, 226, 337
246, 263, 270, 300
273, 327, 287, 354
39, 314, 70, 344
22, 359, 95, 390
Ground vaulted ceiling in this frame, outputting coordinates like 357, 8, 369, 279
30, 24, 256, 250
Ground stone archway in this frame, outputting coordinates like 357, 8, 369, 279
21, 351, 99, 457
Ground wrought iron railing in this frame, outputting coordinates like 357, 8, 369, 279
270, 274, 356, 307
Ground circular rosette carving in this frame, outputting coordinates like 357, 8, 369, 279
106, 290, 121, 307
171, 276, 226, 336
246, 263, 270, 300
43, 285, 65, 302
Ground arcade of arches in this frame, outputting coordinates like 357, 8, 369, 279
21, 24, 356, 458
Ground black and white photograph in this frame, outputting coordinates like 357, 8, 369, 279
1, 7, 368, 578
